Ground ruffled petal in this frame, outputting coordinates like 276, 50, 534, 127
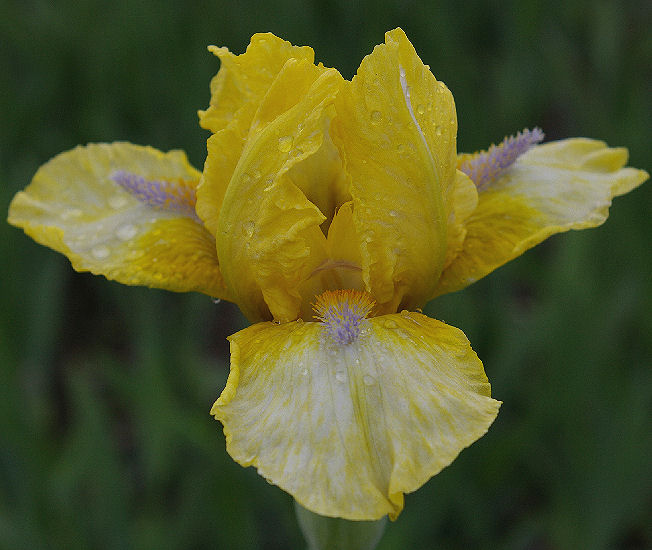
198, 33, 315, 134
215, 59, 345, 322
332, 28, 457, 313
8, 143, 229, 298
197, 34, 316, 237
433, 138, 649, 297
212, 311, 500, 520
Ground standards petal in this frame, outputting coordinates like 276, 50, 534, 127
8, 143, 229, 298
212, 312, 500, 520
433, 138, 650, 297
215, 59, 345, 322
197, 34, 318, 237
198, 33, 315, 134
332, 28, 456, 314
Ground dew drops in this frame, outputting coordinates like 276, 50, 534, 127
126, 250, 144, 260
212, 298, 221, 305
109, 194, 128, 209
416, 104, 425, 115
278, 135, 293, 153
388, 209, 399, 217
242, 220, 255, 237
370, 110, 382, 124
116, 224, 137, 241
383, 319, 399, 329
91, 245, 110, 259
335, 370, 347, 383
363, 375, 376, 386
60, 208, 82, 220
434, 125, 443, 136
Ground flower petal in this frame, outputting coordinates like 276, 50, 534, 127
433, 138, 649, 297
197, 34, 316, 237
8, 143, 229, 297
198, 33, 315, 134
215, 59, 345, 322
212, 311, 500, 520
332, 28, 457, 313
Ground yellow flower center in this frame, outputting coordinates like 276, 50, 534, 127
312, 289, 375, 345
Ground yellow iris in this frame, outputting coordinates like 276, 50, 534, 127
7, 28, 648, 521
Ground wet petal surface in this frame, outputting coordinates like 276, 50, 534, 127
8, 143, 228, 297
212, 311, 500, 520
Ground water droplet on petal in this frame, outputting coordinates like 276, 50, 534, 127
416, 104, 425, 115
434, 125, 442, 136
278, 136, 293, 153
116, 224, 137, 241
61, 208, 82, 220
212, 298, 221, 305
363, 375, 376, 386
109, 194, 128, 209
242, 220, 255, 237
126, 250, 144, 260
370, 110, 382, 124
335, 370, 347, 383
91, 245, 110, 259
383, 319, 399, 329
389, 210, 399, 217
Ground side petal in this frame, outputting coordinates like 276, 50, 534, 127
197, 34, 315, 237
216, 60, 345, 322
332, 28, 456, 313
212, 312, 500, 521
8, 143, 229, 298
433, 138, 649, 297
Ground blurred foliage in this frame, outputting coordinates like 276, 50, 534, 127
1, 1, 651, 548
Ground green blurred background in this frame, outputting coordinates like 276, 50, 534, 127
1, 1, 650, 548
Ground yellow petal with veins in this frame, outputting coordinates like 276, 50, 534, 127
216, 59, 345, 322
433, 138, 649, 297
332, 28, 456, 314
8, 143, 228, 298
212, 311, 500, 520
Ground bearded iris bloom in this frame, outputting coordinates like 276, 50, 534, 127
8, 28, 648, 521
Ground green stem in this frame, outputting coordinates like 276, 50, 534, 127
294, 501, 387, 550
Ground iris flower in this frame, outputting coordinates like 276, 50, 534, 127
8, 29, 648, 521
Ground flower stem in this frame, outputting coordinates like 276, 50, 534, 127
294, 501, 387, 550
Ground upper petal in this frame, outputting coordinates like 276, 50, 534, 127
215, 60, 345, 322
332, 28, 457, 313
8, 143, 229, 298
198, 33, 315, 134
197, 34, 316, 237
433, 138, 649, 297
212, 311, 500, 520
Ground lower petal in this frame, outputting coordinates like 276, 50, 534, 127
211, 311, 500, 520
